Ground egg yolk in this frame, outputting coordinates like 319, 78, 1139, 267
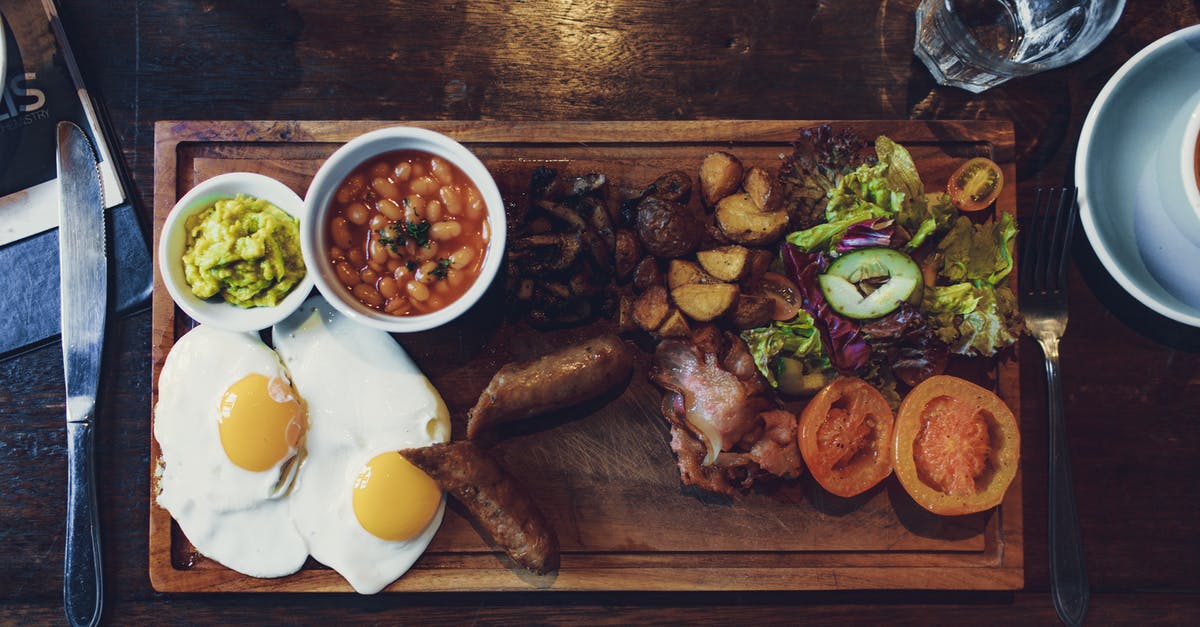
218, 374, 305, 472
352, 452, 441, 542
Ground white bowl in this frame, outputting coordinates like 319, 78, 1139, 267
1077, 24, 1200, 327
158, 172, 314, 331
301, 126, 506, 333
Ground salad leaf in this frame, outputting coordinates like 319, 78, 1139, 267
860, 304, 948, 388
937, 212, 1017, 286
780, 243, 871, 374
875, 135, 924, 204
923, 283, 1022, 356
740, 311, 831, 388
898, 193, 957, 250
777, 125, 870, 230
786, 208, 883, 253
836, 218, 895, 254
825, 161, 904, 221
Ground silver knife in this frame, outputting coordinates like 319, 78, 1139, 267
57, 120, 105, 627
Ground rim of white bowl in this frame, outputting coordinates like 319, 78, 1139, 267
158, 172, 313, 332
302, 126, 506, 333
1076, 23, 1200, 328
1182, 97, 1200, 224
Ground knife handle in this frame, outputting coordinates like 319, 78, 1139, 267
64, 421, 103, 627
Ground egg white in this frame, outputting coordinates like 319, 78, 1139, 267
153, 325, 308, 578
273, 295, 450, 594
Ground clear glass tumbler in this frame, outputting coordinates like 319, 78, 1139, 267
915, 0, 1126, 93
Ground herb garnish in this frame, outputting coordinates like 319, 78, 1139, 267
431, 258, 453, 280
376, 219, 432, 252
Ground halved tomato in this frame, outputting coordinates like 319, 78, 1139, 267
947, 157, 1003, 212
798, 377, 894, 497
760, 271, 802, 321
892, 375, 1019, 516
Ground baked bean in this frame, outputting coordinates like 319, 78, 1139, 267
336, 185, 354, 205
329, 245, 345, 259
377, 198, 404, 221
347, 247, 366, 267
430, 157, 455, 185
393, 162, 412, 182
439, 186, 463, 215
384, 296, 407, 313
411, 175, 440, 196
369, 213, 390, 231
368, 260, 386, 275
360, 267, 379, 284
386, 258, 402, 273
345, 202, 369, 226
372, 177, 402, 200
335, 261, 361, 287
429, 296, 443, 310
393, 265, 410, 281
430, 221, 462, 241
370, 240, 388, 265
330, 217, 353, 249
416, 260, 439, 284
415, 240, 440, 261
446, 268, 464, 288
425, 200, 444, 222
352, 283, 385, 307
378, 276, 399, 299
465, 187, 485, 221
411, 162, 427, 178
449, 246, 475, 270
435, 280, 451, 294
406, 280, 430, 302
404, 195, 426, 223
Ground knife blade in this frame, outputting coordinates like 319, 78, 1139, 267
57, 120, 105, 627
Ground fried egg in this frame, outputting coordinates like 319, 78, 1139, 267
154, 325, 308, 578
273, 296, 450, 594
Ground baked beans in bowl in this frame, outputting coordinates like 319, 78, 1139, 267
302, 127, 505, 332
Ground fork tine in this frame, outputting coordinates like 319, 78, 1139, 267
1046, 188, 1071, 291
1022, 188, 1044, 289
1053, 189, 1079, 291
1033, 188, 1056, 292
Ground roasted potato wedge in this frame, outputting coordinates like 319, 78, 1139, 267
617, 291, 638, 333
632, 256, 664, 293
696, 245, 751, 282
715, 193, 790, 245
671, 283, 739, 322
741, 248, 775, 288
645, 170, 693, 204
656, 308, 692, 338
666, 259, 718, 290
633, 285, 671, 332
742, 166, 781, 212
699, 151, 744, 207
729, 293, 774, 329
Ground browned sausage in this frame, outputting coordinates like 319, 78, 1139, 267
398, 441, 559, 574
467, 334, 634, 438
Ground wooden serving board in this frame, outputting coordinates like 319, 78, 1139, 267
151, 120, 1022, 593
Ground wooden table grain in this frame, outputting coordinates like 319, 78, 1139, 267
2, 0, 1198, 624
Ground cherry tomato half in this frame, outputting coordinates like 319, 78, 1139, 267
892, 375, 1020, 516
798, 377, 895, 498
760, 271, 803, 321
947, 157, 1004, 213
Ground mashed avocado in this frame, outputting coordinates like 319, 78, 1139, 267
182, 194, 306, 307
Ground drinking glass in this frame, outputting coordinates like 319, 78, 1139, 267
915, 0, 1126, 93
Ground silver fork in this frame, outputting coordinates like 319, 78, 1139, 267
1021, 188, 1087, 627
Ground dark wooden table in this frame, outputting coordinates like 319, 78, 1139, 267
3, 0, 1199, 624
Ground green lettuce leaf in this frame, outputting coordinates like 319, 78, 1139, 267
876, 135, 924, 203
936, 212, 1017, 286
740, 312, 832, 388
899, 193, 958, 250
923, 283, 1022, 356
785, 208, 884, 252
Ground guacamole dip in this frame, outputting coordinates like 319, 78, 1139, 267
182, 194, 306, 307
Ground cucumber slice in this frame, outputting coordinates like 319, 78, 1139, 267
818, 247, 923, 319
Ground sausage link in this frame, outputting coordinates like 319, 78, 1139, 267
466, 334, 634, 438
399, 441, 559, 574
